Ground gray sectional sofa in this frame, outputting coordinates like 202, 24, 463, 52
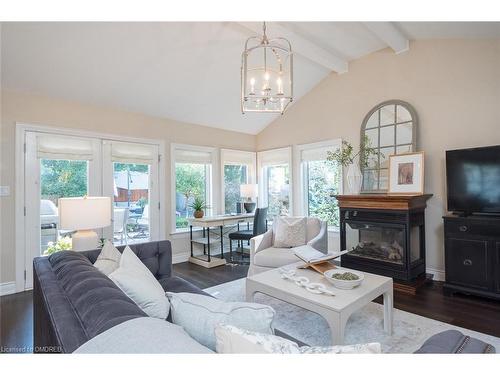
33, 240, 208, 353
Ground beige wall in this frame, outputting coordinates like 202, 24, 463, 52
0, 90, 256, 283
257, 39, 500, 275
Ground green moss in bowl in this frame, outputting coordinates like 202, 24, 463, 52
331, 272, 360, 281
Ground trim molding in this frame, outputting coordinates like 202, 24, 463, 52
427, 267, 445, 282
0, 281, 16, 296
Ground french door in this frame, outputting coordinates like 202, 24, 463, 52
24, 130, 160, 289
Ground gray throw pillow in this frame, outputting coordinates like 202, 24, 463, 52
166, 292, 275, 351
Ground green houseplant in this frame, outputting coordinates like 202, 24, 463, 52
189, 196, 209, 219
43, 236, 72, 255
327, 136, 381, 194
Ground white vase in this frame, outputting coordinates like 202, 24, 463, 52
346, 164, 363, 194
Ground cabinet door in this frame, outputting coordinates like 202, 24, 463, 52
445, 238, 491, 290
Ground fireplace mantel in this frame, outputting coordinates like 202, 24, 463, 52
335, 194, 433, 211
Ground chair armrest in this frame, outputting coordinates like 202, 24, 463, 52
307, 221, 328, 254
250, 229, 273, 264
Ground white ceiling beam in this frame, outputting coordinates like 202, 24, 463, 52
363, 22, 409, 54
236, 22, 348, 74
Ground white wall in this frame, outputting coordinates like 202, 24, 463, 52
257, 39, 500, 278
0, 90, 256, 284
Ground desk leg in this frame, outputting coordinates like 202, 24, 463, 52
189, 225, 193, 257
207, 226, 211, 262
220, 225, 224, 259
383, 289, 393, 335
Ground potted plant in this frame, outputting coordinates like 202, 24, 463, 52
189, 196, 209, 219
327, 136, 381, 194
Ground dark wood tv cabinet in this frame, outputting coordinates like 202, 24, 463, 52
443, 214, 500, 301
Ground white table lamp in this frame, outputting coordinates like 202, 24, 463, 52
240, 184, 258, 213
58, 196, 111, 251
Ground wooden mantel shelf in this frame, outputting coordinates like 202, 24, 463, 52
334, 194, 433, 210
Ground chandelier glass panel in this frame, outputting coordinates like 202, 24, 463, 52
241, 22, 293, 114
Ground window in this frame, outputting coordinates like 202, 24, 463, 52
258, 147, 292, 219
172, 144, 215, 231
299, 140, 342, 229
224, 165, 247, 214
220, 149, 256, 214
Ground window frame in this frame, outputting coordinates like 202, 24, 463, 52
170, 143, 218, 233
257, 147, 293, 219
220, 149, 256, 215
295, 139, 343, 231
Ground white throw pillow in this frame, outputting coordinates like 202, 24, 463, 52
93, 240, 122, 276
166, 292, 275, 351
273, 217, 307, 248
109, 246, 170, 320
215, 324, 381, 354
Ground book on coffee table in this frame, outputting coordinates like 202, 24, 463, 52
294, 247, 351, 274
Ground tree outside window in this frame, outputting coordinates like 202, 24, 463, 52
267, 164, 290, 219
175, 163, 207, 229
306, 159, 341, 228
40, 159, 88, 204
224, 164, 247, 214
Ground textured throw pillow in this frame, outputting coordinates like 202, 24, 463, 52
93, 240, 122, 275
166, 292, 275, 351
109, 247, 170, 319
215, 324, 381, 354
273, 217, 307, 248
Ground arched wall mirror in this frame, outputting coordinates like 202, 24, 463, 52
361, 100, 418, 192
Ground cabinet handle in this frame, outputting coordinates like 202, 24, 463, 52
458, 225, 468, 232
463, 259, 473, 266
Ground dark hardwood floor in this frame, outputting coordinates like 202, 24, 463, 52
2, 256, 500, 352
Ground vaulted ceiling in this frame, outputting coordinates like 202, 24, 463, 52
2, 22, 500, 134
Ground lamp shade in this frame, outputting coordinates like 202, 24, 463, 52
240, 184, 258, 199
59, 196, 111, 230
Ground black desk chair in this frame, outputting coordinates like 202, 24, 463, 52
229, 207, 268, 262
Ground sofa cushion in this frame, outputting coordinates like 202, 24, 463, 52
159, 275, 211, 296
48, 251, 147, 339
109, 247, 170, 319
215, 324, 381, 354
74, 317, 212, 353
166, 292, 275, 351
93, 240, 121, 275
253, 246, 303, 268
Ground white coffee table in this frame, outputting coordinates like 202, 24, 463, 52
246, 264, 393, 345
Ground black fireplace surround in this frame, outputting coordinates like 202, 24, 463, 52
340, 208, 427, 282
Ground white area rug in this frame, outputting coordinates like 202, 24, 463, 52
204, 278, 500, 353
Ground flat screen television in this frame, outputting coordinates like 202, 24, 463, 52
446, 145, 500, 215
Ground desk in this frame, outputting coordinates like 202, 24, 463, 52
188, 213, 254, 267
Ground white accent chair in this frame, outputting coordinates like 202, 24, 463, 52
248, 217, 328, 276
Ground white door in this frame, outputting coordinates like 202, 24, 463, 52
102, 140, 160, 246
24, 131, 101, 289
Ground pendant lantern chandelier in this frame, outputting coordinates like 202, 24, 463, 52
241, 22, 293, 114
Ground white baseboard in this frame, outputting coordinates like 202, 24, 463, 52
172, 253, 190, 264
0, 281, 16, 296
426, 267, 445, 282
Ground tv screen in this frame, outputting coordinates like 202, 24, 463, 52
446, 145, 500, 214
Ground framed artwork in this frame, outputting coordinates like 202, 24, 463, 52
388, 151, 424, 194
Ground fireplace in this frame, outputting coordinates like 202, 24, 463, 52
336, 194, 432, 283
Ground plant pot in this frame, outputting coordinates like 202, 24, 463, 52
346, 164, 363, 194
194, 210, 204, 219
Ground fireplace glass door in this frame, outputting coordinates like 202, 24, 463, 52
345, 221, 406, 264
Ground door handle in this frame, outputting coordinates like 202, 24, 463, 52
458, 225, 468, 232
463, 259, 473, 266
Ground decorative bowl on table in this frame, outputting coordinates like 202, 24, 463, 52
323, 268, 364, 290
